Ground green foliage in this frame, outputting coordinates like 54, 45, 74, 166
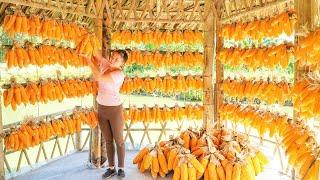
175, 90, 203, 102
111, 42, 204, 53
129, 90, 203, 102
124, 63, 203, 77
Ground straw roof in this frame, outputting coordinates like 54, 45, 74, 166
0, 0, 105, 30
105, 0, 206, 31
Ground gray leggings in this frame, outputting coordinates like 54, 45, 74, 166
98, 104, 125, 168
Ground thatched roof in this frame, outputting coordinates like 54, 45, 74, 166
0, 0, 105, 30
105, 0, 206, 31
0, 0, 295, 32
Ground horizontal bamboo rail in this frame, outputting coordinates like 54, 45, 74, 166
112, 18, 203, 24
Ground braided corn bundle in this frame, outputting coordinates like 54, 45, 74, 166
126, 51, 204, 68
76, 33, 101, 57
291, 78, 320, 120
120, 75, 203, 94
218, 44, 293, 70
3, 108, 97, 151
3, 11, 88, 42
5, 45, 88, 69
295, 28, 320, 71
219, 103, 290, 137
221, 11, 296, 41
3, 78, 98, 110
125, 104, 203, 124
221, 77, 292, 104
280, 122, 320, 179
111, 30, 203, 47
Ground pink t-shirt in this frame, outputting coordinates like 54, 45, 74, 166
96, 70, 125, 106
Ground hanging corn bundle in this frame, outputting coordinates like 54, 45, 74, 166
3, 108, 97, 152
120, 75, 203, 95
3, 78, 98, 110
221, 77, 292, 104
221, 11, 297, 42
123, 104, 203, 123
218, 45, 293, 70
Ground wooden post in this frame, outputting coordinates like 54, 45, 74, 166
206, 0, 224, 130
0, 95, 4, 180
202, 0, 215, 131
90, 6, 104, 167
74, 106, 81, 151
75, 132, 81, 151
291, 0, 312, 178
214, 2, 224, 128
100, 5, 113, 166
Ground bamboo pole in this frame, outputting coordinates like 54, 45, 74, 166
90, 2, 104, 167
212, 1, 224, 129
202, 0, 214, 131
99, 4, 113, 166
112, 18, 203, 24
289, 0, 313, 179
0, 95, 4, 180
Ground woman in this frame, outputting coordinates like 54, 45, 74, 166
84, 50, 128, 179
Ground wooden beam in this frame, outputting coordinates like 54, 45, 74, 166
203, 0, 214, 131
0, 0, 99, 19
105, 0, 113, 23
112, 18, 203, 24
221, 0, 294, 24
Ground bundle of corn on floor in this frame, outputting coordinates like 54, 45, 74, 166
133, 128, 269, 180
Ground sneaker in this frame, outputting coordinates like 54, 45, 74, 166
117, 169, 125, 178
102, 168, 117, 179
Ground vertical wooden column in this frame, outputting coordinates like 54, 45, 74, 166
291, 1, 313, 179
0, 95, 4, 180
214, 3, 224, 128
90, 16, 103, 168
203, 0, 215, 131
100, 8, 113, 166
293, 0, 312, 121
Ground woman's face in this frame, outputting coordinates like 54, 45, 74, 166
109, 52, 124, 68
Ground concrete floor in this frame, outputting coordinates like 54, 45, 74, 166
12, 149, 291, 180
12, 151, 171, 180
